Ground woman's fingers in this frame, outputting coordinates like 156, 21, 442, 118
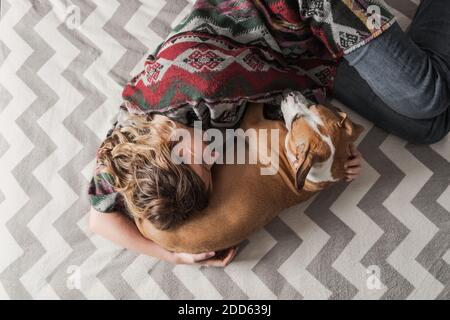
200, 247, 238, 267
200, 258, 227, 267
344, 144, 363, 182
175, 246, 239, 266
192, 251, 215, 262
345, 158, 360, 168
345, 166, 362, 175
222, 247, 238, 265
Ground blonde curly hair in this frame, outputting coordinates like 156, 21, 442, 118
97, 114, 209, 230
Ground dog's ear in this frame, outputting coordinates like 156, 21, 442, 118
337, 112, 347, 127
294, 142, 314, 190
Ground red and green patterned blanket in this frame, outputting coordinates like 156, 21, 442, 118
120, 0, 395, 127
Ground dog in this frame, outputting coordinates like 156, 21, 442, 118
281, 91, 364, 192
135, 92, 364, 253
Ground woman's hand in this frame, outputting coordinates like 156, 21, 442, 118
170, 246, 238, 267
344, 144, 362, 182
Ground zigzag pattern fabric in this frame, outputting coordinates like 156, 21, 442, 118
121, 0, 395, 127
0, 0, 449, 300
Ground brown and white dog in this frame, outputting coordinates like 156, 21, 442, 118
135, 92, 364, 253
281, 91, 364, 192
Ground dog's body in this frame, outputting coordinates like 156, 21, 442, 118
136, 94, 363, 253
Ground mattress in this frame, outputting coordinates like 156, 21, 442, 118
0, 0, 449, 299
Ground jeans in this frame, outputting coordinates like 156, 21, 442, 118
334, 0, 450, 144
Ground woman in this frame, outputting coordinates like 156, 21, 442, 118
88, 103, 363, 266
88, 0, 449, 267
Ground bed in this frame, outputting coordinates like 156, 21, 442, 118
0, 0, 449, 299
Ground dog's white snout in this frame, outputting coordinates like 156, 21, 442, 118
281, 90, 295, 101
281, 91, 313, 130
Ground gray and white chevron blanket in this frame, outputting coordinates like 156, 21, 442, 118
0, 0, 449, 300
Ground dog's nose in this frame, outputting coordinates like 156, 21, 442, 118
282, 91, 314, 110
282, 90, 305, 103
282, 90, 295, 101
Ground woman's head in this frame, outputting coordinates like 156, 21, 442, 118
97, 114, 211, 230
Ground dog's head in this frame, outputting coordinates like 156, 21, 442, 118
281, 91, 364, 190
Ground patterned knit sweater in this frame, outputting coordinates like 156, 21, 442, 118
121, 0, 395, 127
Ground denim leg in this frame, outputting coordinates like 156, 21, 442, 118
334, 61, 450, 144
408, 0, 450, 66
333, 0, 450, 143
343, 21, 450, 120
342, 0, 450, 120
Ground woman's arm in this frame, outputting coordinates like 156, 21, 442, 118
88, 207, 224, 265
